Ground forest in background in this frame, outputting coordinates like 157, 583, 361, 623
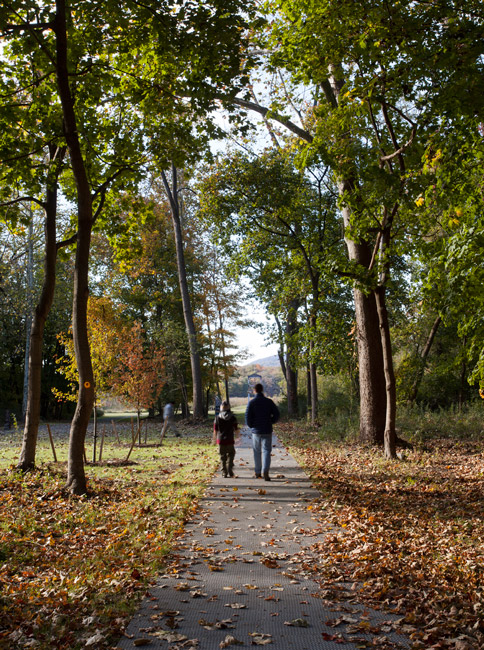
0, 0, 483, 492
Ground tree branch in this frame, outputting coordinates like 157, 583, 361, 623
226, 96, 313, 143
56, 233, 77, 250
0, 196, 45, 210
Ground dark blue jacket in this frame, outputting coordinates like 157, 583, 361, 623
245, 393, 280, 434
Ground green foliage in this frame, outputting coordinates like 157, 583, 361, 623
197, 149, 354, 377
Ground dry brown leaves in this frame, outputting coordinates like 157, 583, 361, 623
0, 442, 217, 649
279, 423, 484, 649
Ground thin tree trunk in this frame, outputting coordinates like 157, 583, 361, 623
408, 315, 441, 404
306, 363, 311, 420
285, 302, 299, 418
22, 216, 34, 421
458, 336, 467, 412
374, 286, 397, 459
310, 357, 318, 425
161, 166, 204, 419
308, 311, 318, 425
55, 0, 95, 494
274, 315, 287, 380
18, 157, 61, 471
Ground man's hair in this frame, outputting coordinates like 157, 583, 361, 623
254, 383, 263, 393
221, 400, 230, 410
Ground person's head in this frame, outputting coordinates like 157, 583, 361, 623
254, 383, 263, 394
221, 400, 230, 411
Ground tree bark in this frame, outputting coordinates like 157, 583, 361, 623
328, 72, 387, 444
306, 363, 312, 420
22, 216, 34, 421
308, 328, 319, 426
339, 194, 386, 444
55, 0, 95, 494
161, 166, 204, 419
17, 152, 62, 471
374, 286, 397, 459
285, 302, 299, 418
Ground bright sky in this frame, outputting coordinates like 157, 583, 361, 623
232, 303, 279, 364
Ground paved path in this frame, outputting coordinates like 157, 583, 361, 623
117, 430, 410, 650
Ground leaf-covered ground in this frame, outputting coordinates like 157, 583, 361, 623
279, 423, 484, 650
0, 423, 218, 649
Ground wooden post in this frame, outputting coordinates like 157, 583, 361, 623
46, 423, 58, 462
126, 425, 140, 461
99, 424, 106, 462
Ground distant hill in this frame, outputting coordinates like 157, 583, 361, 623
243, 354, 280, 368
229, 355, 283, 397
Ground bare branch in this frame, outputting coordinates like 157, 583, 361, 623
227, 96, 313, 143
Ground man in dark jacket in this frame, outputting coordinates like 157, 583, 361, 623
245, 383, 280, 481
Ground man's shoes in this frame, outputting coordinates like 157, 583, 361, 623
228, 470, 235, 477
263, 472, 271, 481
222, 472, 228, 478
254, 473, 262, 478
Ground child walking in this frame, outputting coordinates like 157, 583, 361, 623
213, 401, 239, 478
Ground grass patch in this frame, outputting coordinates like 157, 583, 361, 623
278, 420, 484, 648
0, 421, 218, 649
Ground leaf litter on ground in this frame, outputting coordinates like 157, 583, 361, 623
278, 422, 484, 649
0, 425, 218, 649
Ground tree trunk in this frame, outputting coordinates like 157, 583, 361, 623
328, 66, 386, 445
458, 336, 468, 412
306, 363, 312, 420
22, 216, 34, 421
308, 312, 318, 425
161, 166, 204, 419
18, 158, 61, 471
310, 357, 318, 425
339, 195, 386, 444
374, 286, 397, 459
285, 302, 299, 418
55, 0, 95, 494
408, 315, 441, 405
353, 287, 386, 443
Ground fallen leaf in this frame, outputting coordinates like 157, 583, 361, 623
284, 618, 309, 627
86, 632, 105, 646
220, 635, 243, 648
249, 632, 273, 645
152, 631, 188, 642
